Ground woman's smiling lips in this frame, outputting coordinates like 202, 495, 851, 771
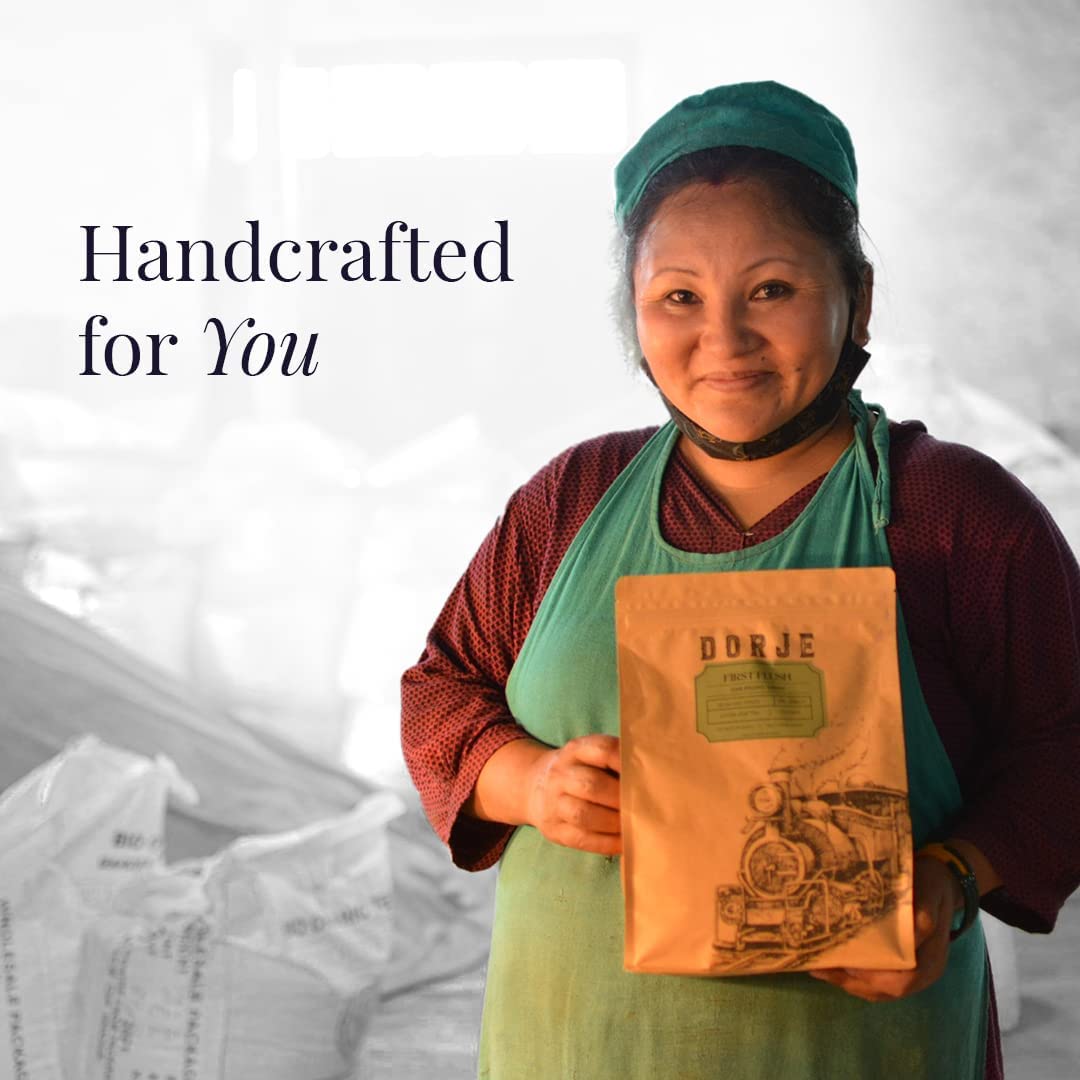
698, 370, 775, 390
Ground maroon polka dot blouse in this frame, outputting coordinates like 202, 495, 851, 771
402, 418, 1080, 1080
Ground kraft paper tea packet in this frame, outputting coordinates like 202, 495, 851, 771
615, 567, 916, 976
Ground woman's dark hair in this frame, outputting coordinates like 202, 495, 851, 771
614, 147, 872, 363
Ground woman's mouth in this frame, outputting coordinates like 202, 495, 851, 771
698, 370, 774, 390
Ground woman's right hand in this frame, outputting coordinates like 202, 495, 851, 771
526, 734, 622, 856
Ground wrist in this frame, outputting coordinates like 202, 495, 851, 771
522, 745, 555, 829
939, 837, 1002, 898
916, 842, 980, 939
943, 863, 965, 914
466, 737, 551, 827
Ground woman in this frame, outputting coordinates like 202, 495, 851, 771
401, 81, 1080, 1078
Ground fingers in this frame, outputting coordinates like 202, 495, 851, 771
912, 904, 938, 949
539, 798, 621, 856
564, 733, 621, 776
808, 967, 907, 1003
809, 965, 926, 1002
911, 907, 951, 984
548, 824, 623, 856
911, 855, 960, 948
555, 791, 620, 835
562, 760, 621, 811
551, 736, 621, 809
809, 965, 920, 1002
531, 735, 623, 856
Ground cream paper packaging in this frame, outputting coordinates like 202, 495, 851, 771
616, 567, 916, 976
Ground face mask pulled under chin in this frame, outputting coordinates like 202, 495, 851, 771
640, 321, 871, 463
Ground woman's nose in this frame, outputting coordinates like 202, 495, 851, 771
698, 301, 762, 358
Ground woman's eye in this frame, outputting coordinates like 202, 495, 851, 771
666, 289, 698, 304
752, 282, 790, 301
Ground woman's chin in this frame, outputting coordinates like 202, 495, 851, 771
682, 411, 779, 446
668, 391, 792, 445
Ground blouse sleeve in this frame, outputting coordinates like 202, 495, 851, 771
942, 466, 1080, 932
401, 427, 652, 868
400, 473, 551, 872
399, 488, 540, 868
400, 430, 654, 872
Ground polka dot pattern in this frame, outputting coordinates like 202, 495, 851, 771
401, 420, 1080, 926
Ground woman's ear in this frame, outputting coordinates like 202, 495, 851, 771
853, 266, 874, 347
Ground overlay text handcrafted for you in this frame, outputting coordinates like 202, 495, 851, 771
78, 219, 512, 377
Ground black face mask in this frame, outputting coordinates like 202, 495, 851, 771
640, 305, 870, 462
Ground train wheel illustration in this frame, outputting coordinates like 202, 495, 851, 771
717, 888, 746, 925
852, 868, 886, 915
714, 887, 747, 952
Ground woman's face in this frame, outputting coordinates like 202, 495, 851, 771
633, 179, 871, 445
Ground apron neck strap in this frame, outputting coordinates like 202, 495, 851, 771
849, 390, 892, 531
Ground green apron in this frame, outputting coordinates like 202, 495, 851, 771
478, 392, 988, 1080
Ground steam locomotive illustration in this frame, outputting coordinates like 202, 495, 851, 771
714, 767, 910, 954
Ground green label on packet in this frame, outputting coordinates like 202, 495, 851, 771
695, 661, 826, 742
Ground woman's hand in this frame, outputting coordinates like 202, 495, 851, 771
807, 854, 962, 1002
526, 733, 622, 856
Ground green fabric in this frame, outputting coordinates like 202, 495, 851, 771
614, 80, 858, 225
477, 392, 989, 1080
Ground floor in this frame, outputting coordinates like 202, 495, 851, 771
359, 892, 1080, 1079
1001, 891, 1080, 1078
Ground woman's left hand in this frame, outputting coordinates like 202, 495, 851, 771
807, 854, 962, 1002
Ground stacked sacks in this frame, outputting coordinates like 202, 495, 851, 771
65, 792, 403, 1080
0, 738, 194, 1079
0, 580, 494, 1002
0, 737, 405, 1079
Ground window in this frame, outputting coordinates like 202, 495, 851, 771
237, 57, 628, 159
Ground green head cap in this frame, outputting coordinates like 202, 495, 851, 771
614, 80, 858, 226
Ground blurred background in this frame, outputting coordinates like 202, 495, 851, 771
3, 0, 1078, 780
1, 1, 1078, 1075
